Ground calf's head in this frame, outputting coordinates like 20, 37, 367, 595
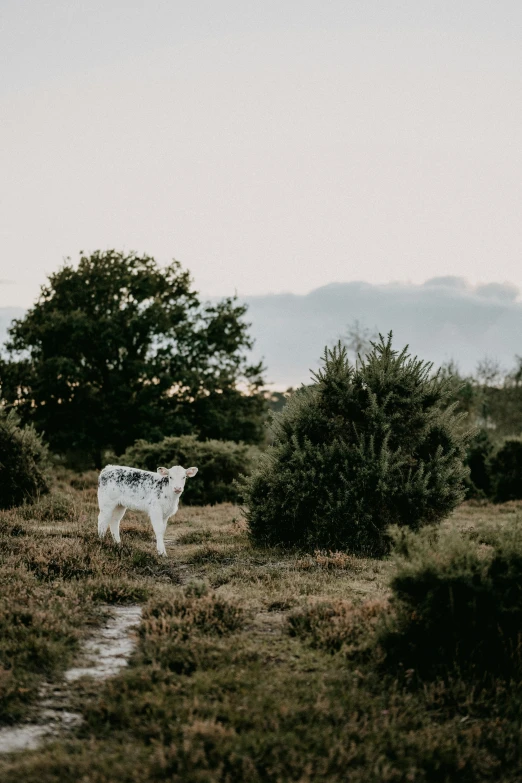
157, 465, 198, 495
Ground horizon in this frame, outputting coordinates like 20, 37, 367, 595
1, 257, 521, 310
3, 272, 522, 389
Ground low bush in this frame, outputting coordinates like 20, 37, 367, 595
19, 492, 77, 523
382, 522, 522, 678
143, 588, 245, 640
287, 598, 386, 656
68, 470, 99, 491
84, 578, 149, 604
462, 434, 522, 503
139, 588, 245, 673
464, 429, 494, 499
0, 408, 49, 510
119, 435, 260, 505
490, 438, 522, 502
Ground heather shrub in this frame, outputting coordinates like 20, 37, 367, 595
143, 589, 245, 639
139, 588, 245, 673
119, 435, 260, 505
68, 470, 99, 491
0, 408, 49, 510
19, 492, 76, 523
382, 522, 522, 677
242, 335, 469, 555
490, 438, 522, 502
287, 598, 387, 657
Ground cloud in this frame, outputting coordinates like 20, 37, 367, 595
0, 279, 15, 285
475, 282, 519, 302
423, 276, 470, 290
242, 279, 522, 387
3, 278, 522, 389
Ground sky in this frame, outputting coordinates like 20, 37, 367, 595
1, 1, 521, 311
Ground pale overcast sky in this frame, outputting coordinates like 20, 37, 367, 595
1, 1, 521, 308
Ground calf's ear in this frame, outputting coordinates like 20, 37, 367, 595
157, 467, 169, 476
185, 467, 198, 477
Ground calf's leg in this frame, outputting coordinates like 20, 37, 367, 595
109, 505, 127, 544
98, 505, 113, 539
149, 506, 167, 556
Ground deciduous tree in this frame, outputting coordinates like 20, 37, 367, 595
0, 251, 265, 465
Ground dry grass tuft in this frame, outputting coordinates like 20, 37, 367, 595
294, 549, 364, 571
143, 588, 246, 640
287, 598, 388, 656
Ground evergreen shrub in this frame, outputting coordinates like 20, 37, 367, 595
490, 438, 522, 502
464, 429, 494, 499
119, 435, 260, 506
242, 335, 469, 555
383, 523, 522, 677
0, 408, 49, 510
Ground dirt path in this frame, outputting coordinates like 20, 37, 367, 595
0, 605, 142, 754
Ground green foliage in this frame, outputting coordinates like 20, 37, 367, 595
461, 431, 522, 503
0, 250, 265, 466
242, 335, 469, 555
0, 408, 49, 510
120, 434, 260, 505
480, 357, 522, 436
490, 438, 522, 502
383, 522, 522, 678
441, 356, 522, 440
462, 433, 522, 503
263, 388, 293, 414
464, 429, 495, 498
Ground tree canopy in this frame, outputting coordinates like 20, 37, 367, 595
0, 251, 265, 465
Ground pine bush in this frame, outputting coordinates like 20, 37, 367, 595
119, 435, 260, 506
242, 335, 469, 555
490, 438, 522, 502
0, 408, 49, 509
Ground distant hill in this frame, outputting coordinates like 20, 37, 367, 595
2, 277, 521, 387
242, 277, 522, 387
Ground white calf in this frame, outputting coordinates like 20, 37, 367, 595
97, 464, 198, 556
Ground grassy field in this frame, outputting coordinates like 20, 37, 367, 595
1, 472, 521, 782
